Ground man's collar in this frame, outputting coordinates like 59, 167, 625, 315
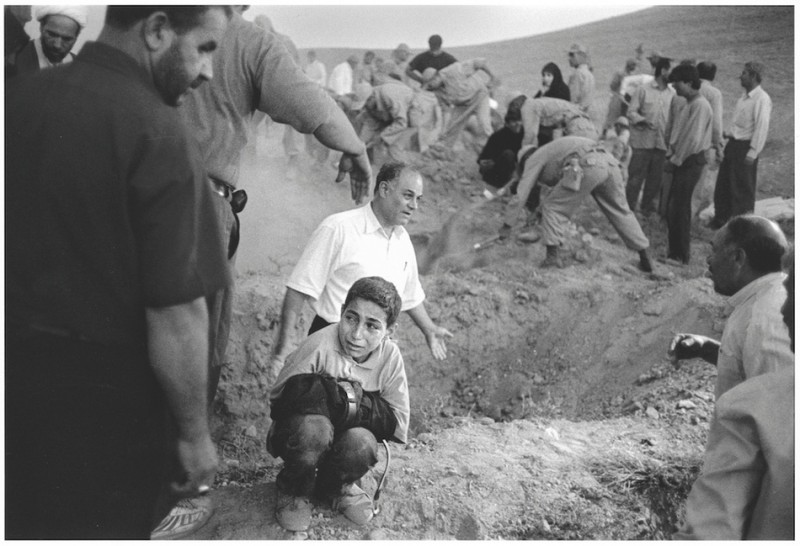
77, 41, 153, 87
729, 271, 785, 309
743, 85, 763, 98
366, 202, 404, 238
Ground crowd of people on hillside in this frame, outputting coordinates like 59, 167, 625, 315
4, 4, 792, 541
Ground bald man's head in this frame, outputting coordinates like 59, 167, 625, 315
722, 215, 788, 274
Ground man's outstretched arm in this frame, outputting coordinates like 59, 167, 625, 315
406, 303, 453, 361
313, 108, 372, 204
273, 287, 314, 361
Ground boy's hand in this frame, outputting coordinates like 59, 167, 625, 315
425, 326, 454, 360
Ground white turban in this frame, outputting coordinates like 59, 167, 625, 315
35, 5, 89, 30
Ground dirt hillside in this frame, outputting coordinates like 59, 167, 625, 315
194, 5, 794, 540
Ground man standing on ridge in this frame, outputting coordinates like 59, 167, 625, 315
406, 34, 457, 86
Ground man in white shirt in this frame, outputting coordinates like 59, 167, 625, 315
273, 161, 453, 370
709, 62, 772, 229
668, 214, 791, 399
567, 43, 595, 112
328, 55, 359, 97
304, 50, 327, 88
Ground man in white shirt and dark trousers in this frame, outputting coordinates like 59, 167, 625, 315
709, 62, 772, 229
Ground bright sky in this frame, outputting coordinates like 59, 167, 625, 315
244, 4, 650, 49
24, 3, 651, 52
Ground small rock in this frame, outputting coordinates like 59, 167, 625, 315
417, 432, 435, 444
690, 415, 700, 425
541, 519, 551, 532
677, 400, 697, 410
532, 373, 545, 385
367, 529, 388, 540
612, 395, 624, 406
478, 417, 495, 426
291, 531, 308, 540
645, 406, 660, 419
245, 424, 258, 438
589, 227, 601, 236
581, 233, 593, 244
545, 427, 560, 440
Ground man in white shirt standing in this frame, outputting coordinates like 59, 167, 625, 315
668, 214, 791, 399
304, 50, 327, 88
328, 55, 359, 97
272, 161, 453, 373
709, 62, 772, 229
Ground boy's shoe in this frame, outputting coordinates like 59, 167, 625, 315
275, 491, 312, 532
151, 496, 214, 540
331, 483, 374, 526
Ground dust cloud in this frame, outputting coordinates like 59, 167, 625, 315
234, 123, 358, 277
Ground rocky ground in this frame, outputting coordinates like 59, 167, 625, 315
178, 128, 793, 540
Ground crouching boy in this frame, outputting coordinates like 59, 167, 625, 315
267, 276, 410, 532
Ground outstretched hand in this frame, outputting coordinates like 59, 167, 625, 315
336, 151, 372, 204
425, 326, 454, 360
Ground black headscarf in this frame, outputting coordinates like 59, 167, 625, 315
536, 62, 571, 101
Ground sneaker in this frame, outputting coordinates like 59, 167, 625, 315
151, 496, 214, 540
331, 483, 374, 526
275, 491, 312, 532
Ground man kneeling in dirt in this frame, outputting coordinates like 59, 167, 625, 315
499, 136, 653, 272
668, 214, 791, 399
267, 276, 409, 532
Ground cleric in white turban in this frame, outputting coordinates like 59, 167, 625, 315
13, 5, 88, 74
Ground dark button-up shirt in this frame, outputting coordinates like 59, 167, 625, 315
6, 41, 231, 347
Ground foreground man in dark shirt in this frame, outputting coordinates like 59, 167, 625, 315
5, 6, 232, 539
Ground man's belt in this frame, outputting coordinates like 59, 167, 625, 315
209, 176, 248, 214
338, 380, 360, 427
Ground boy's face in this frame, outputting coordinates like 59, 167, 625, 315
338, 298, 396, 363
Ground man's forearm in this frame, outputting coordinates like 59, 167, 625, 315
274, 287, 312, 358
314, 108, 369, 156
406, 303, 436, 336
146, 298, 211, 442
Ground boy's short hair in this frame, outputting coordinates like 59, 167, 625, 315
669, 64, 701, 90
343, 277, 402, 326
697, 61, 717, 81
654, 57, 671, 79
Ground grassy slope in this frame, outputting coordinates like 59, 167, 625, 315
312, 5, 794, 199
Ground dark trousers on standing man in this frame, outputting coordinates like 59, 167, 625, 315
666, 151, 706, 263
626, 147, 666, 214
5, 331, 166, 539
712, 138, 758, 226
